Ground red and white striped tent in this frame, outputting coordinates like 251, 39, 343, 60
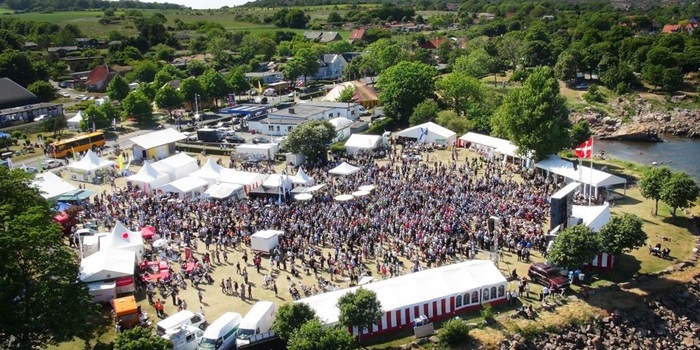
296, 260, 507, 337
219, 169, 266, 194
584, 252, 616, 271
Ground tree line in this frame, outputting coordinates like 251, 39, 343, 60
2, 0, 184, 12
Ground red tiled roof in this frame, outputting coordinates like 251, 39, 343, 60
350, 29, 366, 40
85, 65, 110, 85
422, 38, 447, 50
662, 24, 680, 33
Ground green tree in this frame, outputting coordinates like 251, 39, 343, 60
27, 81, 55, 102
377, 61, 436, 122
337, 288, 382, 341
292, 48, 320, 85
0, 50, 37, 87
440, 318, 470, 346
409, 100, 438, 125
107, 74, 130, 101
554, 51, 579, 83
453, 48, 495, 78
337, 85, 355, 103
187, 60, 207, 77
436, 110, 473, 135
272, 303, 317, 341
153, 64, 182, 89
660, 172, 700, 218
43, 117, 68, 137
582, 85, 605, 103
178, 77, 203, 105
0, 167, 95, 349
283, 120, 335, 162
131, 60, 159, 83
598, 213, 647, 256
226, 68, 250, 96
491, 66, 570, 160
639, 167, 672, 216
199, 68, 231, 107
435, 72, 484, 117
327, 11, 343, 24
80, 104, 109, 131
122, 90, 153, 123
136, 83, 157, 102
569, 120, 592, 148
114, 327, 171, 350
154, 84, 182, 118
548, 225, 601, 268
600, 63, 635, 91
153, 44, 175, 62
288, 320, 355, 350
99, 102, 120, 125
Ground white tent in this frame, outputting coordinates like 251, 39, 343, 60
236, 143, 279, 161
219, 169, 267, 193
188, 157, 224, 184
151, 153, 199, 181
130, 128, 186, 161
458, 132, 532, 160
572, 204, 611, 232
202, 183, 245, 199
126, 161, 170, 191
344, 134, 382, 156
329, 162, 361, 176
292, 168, 314, 186
102, 221, 145, 262
79, 249, 135, 283
67, 111, 83, 130
262, 174, 293, 188
396, 122, 456, 145
67, 149, 115, 182
329, 117, 352, 142
536, 155, 627, 197
158, 176, 209, 198
32, 171, 77, 200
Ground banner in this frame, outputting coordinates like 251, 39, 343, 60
226, 93, 236, 107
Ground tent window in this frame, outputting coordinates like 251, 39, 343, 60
463, 293, 470, 305
498, 285, 505, 297
491, 287, 497, 299
483, 288, 490, 301
471, 291, 479, 304
455, 294, 463, 307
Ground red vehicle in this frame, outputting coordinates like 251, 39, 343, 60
528, 263, 571, 289
53, 212, 77, 235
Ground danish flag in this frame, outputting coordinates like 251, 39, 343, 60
575, 138, 594, 158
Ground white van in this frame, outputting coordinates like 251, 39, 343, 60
162, 325, 204, 350
156, 310, 206, 336
236, 301, 277, 347
199, 312, 242, 350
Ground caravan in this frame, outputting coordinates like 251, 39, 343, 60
236, 301, 277, 346
199, 312, 242, 350
162, 325, 204, 350
156, 310, 206, 336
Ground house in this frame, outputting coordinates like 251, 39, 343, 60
47, 46, 79, 58
108, 40, 123, 47
244, 71, 284, 85
84, 65, 116, 92
23, 42, 39, 51
308, 53, 359, 81
421, 37, 448, 50
0, 78, 63, 127
320, 32, 342, 43
248, 102, 361, 136
348, 29, 366, 44
477, 13, 496, 21
662, 23, 698, 34
75, 38, 99, 48
174, 32, 191, 42
63, 56, 103, 72
303, 31, 323, 41
541, 15, 555, 21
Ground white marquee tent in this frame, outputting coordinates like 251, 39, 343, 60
292, 167, 314, 186
396, 122, 456, 145
126, 161, 170, 192
572, 204, 611, 232
536, 155, 627, 197
202, 183, 245, 199
67, 110, 83, 130
329, 162, 361, 176
151, 153, 199, 181
263, 174, 293, 188
32, 171, 77, 200
188, 157, 225, 184
458, 132, 531, 162
158, 176, 209, 198
344, 134, 382, 156
101, 222, 145, 261
79, 249, 135, 283
219, 169, 267, 193
67, 149, 116, 182
130, 128, 186, 161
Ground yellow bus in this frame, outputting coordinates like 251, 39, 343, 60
49, 131, 106, 158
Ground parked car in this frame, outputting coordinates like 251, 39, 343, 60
34, 114, 49, 122
41, 159, 63, 169
249, 89, 258, 96
252, 137, 269, 144
225, 135, 246, 144
75, 94, 86, 100
59, 91, 71, 98
528, 263, 571, 289
574, 83, 589, 90
182, 132, 197, 142
22, 166, 39, 174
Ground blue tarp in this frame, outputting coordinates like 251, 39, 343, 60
218, 104, 272, 116
0, 131, 10, 138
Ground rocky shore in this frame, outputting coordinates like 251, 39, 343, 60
570, 98, 700, 140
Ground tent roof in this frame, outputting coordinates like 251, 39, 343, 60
236, 143, 278, 151
322, 81, 378, 103
219, 169, 267, 186
329, 117, 352, 129
79, 249, 135, 282
127, 161, 169, 184
189, 157, 224, 181
297, 260, 506, 325
262, 174, 293, 188
293, 168, 314, 185
397, 122, 456, 139
152, 152, 197, 170
572, 204, 611, 232
68, 149, 115, 172
459, 132, 530, 159
158, 176, 209, 194
129, 128, 186, 150
32, 171, 77, 199
203, 182, 243, 199
329, 162, 361, 176
104, 222, 143, 251
535, 155, 627, 188
344, 134, 382, 149
67, 110, 83, 123
252, 229, 284, 239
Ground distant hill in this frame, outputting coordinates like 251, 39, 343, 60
1, 0, 186, 12
240, 0, 693, 9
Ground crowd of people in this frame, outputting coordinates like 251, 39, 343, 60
75, 142, 562, 310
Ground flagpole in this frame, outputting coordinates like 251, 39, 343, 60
589, 139, 594, 206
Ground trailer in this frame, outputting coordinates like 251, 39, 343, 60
250, 230, 284, 255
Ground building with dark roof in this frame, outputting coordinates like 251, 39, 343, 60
0, 78, 40, 110
0, 78, 62, 127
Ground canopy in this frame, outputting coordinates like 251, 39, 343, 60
263, 174, 293, 188
329, 117, 352, 130
126, 161, 170, 190
396, 122, 456, 145
151, 153, 199, 181
329, 162, 360, 176
188, 157, 224, 183
202, 183, 244, 199
535, 155, 627, 188
67, 111, 83, 130
102, 221, 144, 261
344, 134, 382, 156
572, 204, 611, 232
158, 176, 209, 197
80, 249, 135, 283
32, 171, 77, 200
292, 167, 314, 185
322, 81, 379, 108
68, 149, 115, 172
458, 132, 531, 159
219, 169, 267, 190
129, 128, 186, 150
56, 189, 94, 202
140, 226, 156, 240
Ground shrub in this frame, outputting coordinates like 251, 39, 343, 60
480, 303, 494, 323
615, 82, 629, 95
440, 318, 470, 346
11, 130, 22, 139
330, 141, 346, 154
366, 117, 395, 135
583, 85, 605, 103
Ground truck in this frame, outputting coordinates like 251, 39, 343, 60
250, 230, 284, 255
197, 128, 221, 143
236, 301, 277, 347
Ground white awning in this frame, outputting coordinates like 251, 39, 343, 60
396, 122, 456, 144
203, 183, 244, 199
130, 128, 186, 150
329, 162, 360, 176
68, 149, 115, 172
32, 171, 77, 199
536, 155, 627, 188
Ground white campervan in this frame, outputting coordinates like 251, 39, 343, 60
156, 310, 206, 336
161, 325, 204, 350
199, 312, 242, 350
236, 301, 277, 347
